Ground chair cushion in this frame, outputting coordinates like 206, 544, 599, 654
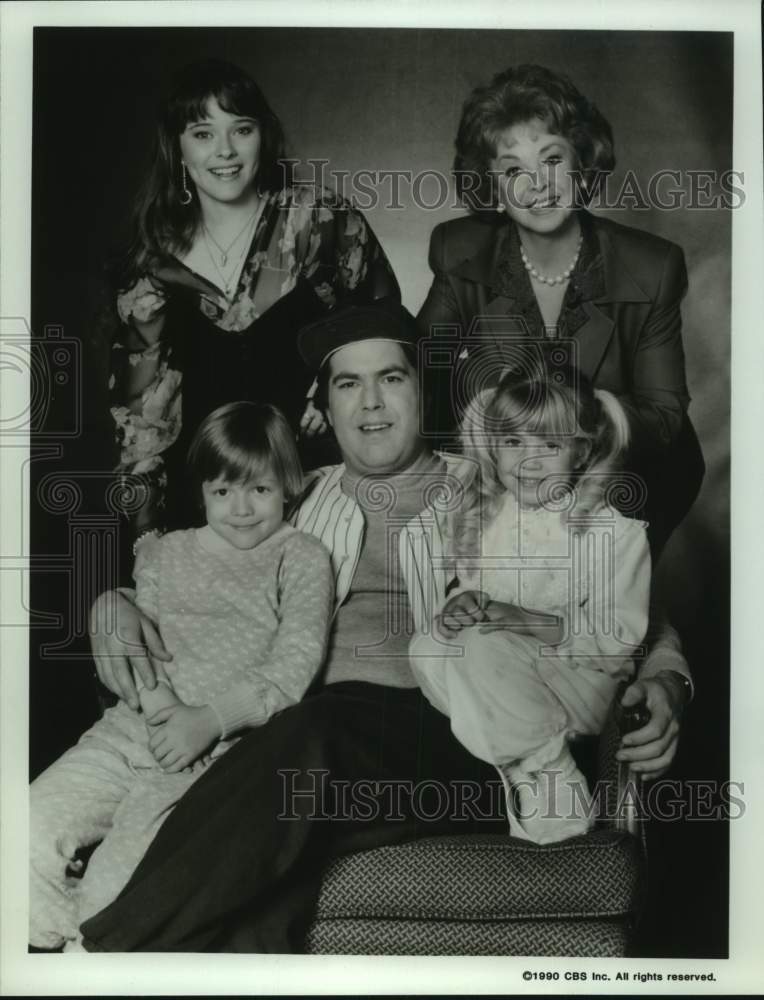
305, 915, 631, 956
315, 830, 644, 922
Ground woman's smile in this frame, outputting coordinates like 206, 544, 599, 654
490, 119, 577, 236
526, 195, 561, 212
209, 165, 243, 179
180, 97, 261, 209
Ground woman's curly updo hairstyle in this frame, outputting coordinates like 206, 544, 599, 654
454, 64, 615, 213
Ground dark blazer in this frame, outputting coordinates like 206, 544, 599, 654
417, 212, 704, 552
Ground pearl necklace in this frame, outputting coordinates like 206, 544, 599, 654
520, 234, 583, 286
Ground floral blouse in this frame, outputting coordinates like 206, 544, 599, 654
108, 186, 399, 527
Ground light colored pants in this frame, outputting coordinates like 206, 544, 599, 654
410, 626, 623, 771
29, 704, 206, 949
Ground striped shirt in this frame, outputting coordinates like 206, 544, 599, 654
293, 455, 464, 687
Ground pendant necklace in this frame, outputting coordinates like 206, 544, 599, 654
203, 236, 249, 298
203, 203, 261, 267
201, 208, 260, 298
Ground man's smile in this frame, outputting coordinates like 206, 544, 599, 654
359, 421, 393, 433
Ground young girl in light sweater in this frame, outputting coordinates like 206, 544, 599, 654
410, 364, 651, 844
30, 401, 333, 950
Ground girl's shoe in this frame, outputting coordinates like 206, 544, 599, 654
500, 748, 595, 844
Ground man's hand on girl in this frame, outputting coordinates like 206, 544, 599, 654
89, 589, 172, 710
146, 704, 222, 773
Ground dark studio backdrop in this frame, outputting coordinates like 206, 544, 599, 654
29, 27, 732, 958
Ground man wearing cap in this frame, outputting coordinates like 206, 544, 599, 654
83, 302, 690, 952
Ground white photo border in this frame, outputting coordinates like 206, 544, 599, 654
1, 0, 762, 995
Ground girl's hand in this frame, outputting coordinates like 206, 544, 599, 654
479, 599, 520, 629
146, 704, 222, 773
479, 601, 565, 644
435, 590, 490, 639
299, 399, 327, 438
139, 678, 180, 718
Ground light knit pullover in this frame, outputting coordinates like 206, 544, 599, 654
134, 523, 334, 738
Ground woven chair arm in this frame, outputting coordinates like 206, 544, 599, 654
596, 682, 650, 835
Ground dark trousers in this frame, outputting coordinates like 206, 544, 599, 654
80, 682, 505, 952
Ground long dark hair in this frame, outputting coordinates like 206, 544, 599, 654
118, 59, 290, 286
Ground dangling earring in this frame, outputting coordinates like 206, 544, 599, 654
180, 162, 193, 206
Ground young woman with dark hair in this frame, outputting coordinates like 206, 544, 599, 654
108, 58, 400, 550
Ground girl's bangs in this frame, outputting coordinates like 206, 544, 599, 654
167, 94, 209, 134
490, 384, 578, 440
214, 83, 256, 119
170, 83, 258, 134
218, 448, 274, 488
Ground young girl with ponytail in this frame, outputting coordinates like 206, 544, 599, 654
410, 362, 651, 844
